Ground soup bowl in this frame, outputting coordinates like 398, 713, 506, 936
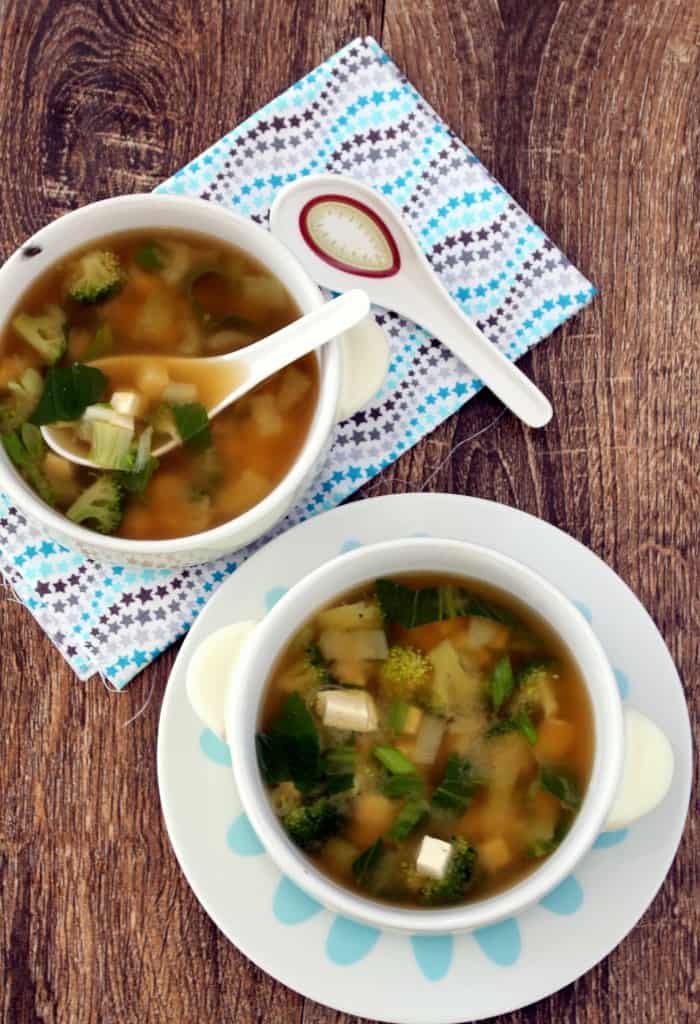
225, 537, 674, 934
0, 194, 353, 567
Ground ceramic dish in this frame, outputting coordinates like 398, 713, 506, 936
157, 494, 692, 1022
0, 194, 384, 568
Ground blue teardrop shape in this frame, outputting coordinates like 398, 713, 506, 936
473, 918, 521, 966
199, 728, 232, 766
593, 828, 629, 849
264, 586, 288, 611
573, 600, 593, 623
613, 668, 630, 699
325, 916, 381, 966
273, 876, 323, 925
539, 875, 583, 915
226, 813, 265, 856
411, 933, 453, 981
339, 538, 363, 553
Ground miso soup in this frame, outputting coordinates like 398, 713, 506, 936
0, 230, 318, 539
257, 574, 594, 908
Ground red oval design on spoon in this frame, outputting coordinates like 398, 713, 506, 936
299, 194, 401, 278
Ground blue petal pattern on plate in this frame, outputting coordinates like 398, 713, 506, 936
614, 668, 630, 699
326, 916, 381, 966
473, 918, 521, 966
411, 934, 453, 981
593, 828, 630, 849
573, 600, 593, 623
264, 586, 289, 611
539, 875, 583, 915
273, 876, 323, 925
199, 728, 232, 766
339, 539, 363, 553
226, 813, 265, 856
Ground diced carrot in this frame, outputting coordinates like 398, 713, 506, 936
477, 837, 512, 873
347, 793, 397, 848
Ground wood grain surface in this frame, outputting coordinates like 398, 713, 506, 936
0, 1, 698, 1022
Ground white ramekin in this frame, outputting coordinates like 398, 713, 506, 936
227, 537, 626, 934
0, 194, 341, 567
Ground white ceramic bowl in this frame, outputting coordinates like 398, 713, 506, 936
227, 537, 625, 934
0, 194, 341, 567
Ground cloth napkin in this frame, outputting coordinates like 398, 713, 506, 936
0, 36, 595, 688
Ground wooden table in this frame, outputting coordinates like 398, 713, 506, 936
1, 2, 697, 1022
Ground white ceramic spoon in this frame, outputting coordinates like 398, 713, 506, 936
42, 289, 370, 468
270, 174, 553, 428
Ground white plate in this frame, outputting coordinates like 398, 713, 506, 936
157, 494, 692, 1023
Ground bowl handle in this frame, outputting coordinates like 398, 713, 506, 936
186, 621, 259, 741
335, 316, 390, 423
604, 707, 675, 830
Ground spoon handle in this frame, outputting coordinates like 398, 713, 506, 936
233, 289, 371, 390
405, 288, 553, 428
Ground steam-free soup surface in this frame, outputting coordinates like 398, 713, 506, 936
258, 574, 593, 908
0, 230, 318, 539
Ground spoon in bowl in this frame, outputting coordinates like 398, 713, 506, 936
42, 289, 370, 467
270, 174, 553, 428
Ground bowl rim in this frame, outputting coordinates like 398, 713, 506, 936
0, 193, 341, 554
227, 536, 624, 934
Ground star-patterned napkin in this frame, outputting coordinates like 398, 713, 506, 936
0, 36, 595, 687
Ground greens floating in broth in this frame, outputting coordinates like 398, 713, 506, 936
258, 573, 594, 908
0, 229, 319, 539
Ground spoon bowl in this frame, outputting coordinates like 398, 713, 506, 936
42, 289, 371, 467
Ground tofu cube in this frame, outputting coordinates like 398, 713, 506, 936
316, 690, 378, 732
416, 835, 453, 881
111, 390, 145, 418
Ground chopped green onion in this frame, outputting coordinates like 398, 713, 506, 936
373, 745, 416, 775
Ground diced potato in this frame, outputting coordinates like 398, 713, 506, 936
133, 291, 177, 345
44, 453, 75, 483
250, 393, 283, 436
137, 362, 170, 399
323, 837, 359, 877
317, 600, 383, 632
347, 793, 397, 848
318, 628, 389, 662
205, 327, 251, 353
427, 639, 478, 712
216, 468, 271, 519
159, 241, 191, 286
484, 733, 534, 788
534, 718, 575, 762
477, 837, 512, 873
269, 781, 301, 816
241, 273, 289, 311
331, 659, 371, 687
413, 714, 445, 765
403, 705, 423, 736
462, 616, 509, 651
177, 317, 203, 355
163, 381, 198, 404
0, 354, 29, 388
277, 366, 312, 412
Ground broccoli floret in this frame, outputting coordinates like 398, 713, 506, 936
66, 474, 123, 534
0, 368, 43, 431
12, 305, 67, 364
511, 661, 559, 718
270, 781, 303, 817
67, 251, 123, 304
408, 837, 477, 906
283, 797, 343, 850
378, 645, 432, 702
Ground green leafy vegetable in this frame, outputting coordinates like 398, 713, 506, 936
375, 578, 520, 629
171, 401, 211, 451
486, 708, 538, 746
134, 241, 166, 271
255, 692, 321, 793
373, 745, 416, 775
1, 423, 54, 505
323, 746, 356, 795
432, 754, 480, 813
528, 814, 572, 858
352, 838, 385, 886
381, 773, 426, 800
389, 799, 428, 840
540, 766, 581, 810
29, 364, 107, 425
116, 456, 159, 496
490, 655, 515, 710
